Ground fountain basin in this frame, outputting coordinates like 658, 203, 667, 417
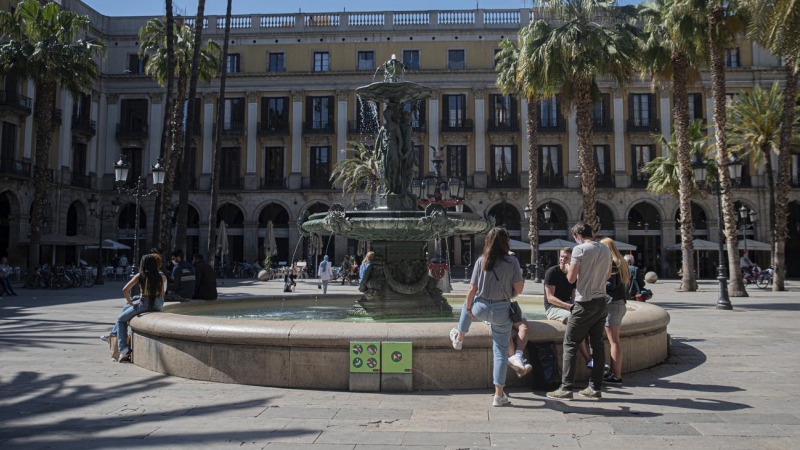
129, 296, 670, 391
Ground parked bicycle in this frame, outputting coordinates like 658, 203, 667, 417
757, 266, 774, 289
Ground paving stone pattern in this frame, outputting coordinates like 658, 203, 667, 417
1, 277, 800, 449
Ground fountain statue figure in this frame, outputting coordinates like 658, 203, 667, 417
377, 104, 415, 197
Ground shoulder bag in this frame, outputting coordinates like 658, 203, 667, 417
493, 268, 522, 323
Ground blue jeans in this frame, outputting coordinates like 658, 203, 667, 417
0, 277, 17, 295
458, 298, 512, 387
115, 299, 152, 354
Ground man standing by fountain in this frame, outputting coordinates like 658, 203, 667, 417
547, 222, 611, 400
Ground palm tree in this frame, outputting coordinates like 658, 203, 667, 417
529, 0, 640, 231
727, 83, 792, 260
0, 0, 104, 268
206, 0, 233, 268
639, 0, 708, 292
138, 18, 219, 251
680, 0, 748, 296
494, 29, 547, 273
644, 121, 717, 199
745, 0, 800, 291
174, 0, 207, 255
330, 142, 383, 207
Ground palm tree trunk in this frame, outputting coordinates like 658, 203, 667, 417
773, 56, 796, 291
672, 51, 697, 292
206, 0, 233, 268
761, 141, 776, 262
175, 0, 206, 253
575, 79, 597, 231
525, 94, 540, 273
153, 0, 176, 252
159, 71, 187, 251
709, 5, 747, 297
28, 80, 57, 269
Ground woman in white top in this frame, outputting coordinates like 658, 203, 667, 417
318, 255, 332, 294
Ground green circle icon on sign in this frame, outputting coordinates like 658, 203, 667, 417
367, 358, 378, 368
367, 344, 378, 355
352, 344, 363, 355
391, 351, 402, 362
353, 357, 363, 368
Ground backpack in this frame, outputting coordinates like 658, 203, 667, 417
525, 341, 562, 391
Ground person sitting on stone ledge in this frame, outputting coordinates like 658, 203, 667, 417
166, 249, 195, 302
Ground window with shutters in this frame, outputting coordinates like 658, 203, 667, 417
725, 48, 740, 68
308, 146, 331, 188
268, 52, 285, 72
121, 147, 142, 188
261, 97, 289, 134
305, 96, 334, 132
119, 99, 148, 136
403, 100, 426, 132
127, 54, 148, 74
489, 146, 518, 188
590, 94, 611, 131
222, 98, 245, 135
628, 94, 659, 132
442, 94, 468, 130
447, 145, 467, 179
594, 145, 614, 187
538, 145, 563, 188
687, 93, 704, 121
403, 50, 420, 70
357, 51, 375, 71
220, 147, 241, 189
263, 147, 284, 189
1, 122, 17, 163
489, 94, 517, 131
226, 54, 241, 73
538, 96, 563, 131
631, 145, 653, 187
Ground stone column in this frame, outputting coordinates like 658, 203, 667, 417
57, 91, 73, 170
290, 90, 304, 189
612, 89, 628, 188
336, 90, 348, 164
566, 111, 579, 188
473, 87, 486, 174
104, 94, 120, 187
88, 90, 100, 175
201, 92, 215, 188
427, 90, 440, 174
613, 220, 629, 243
659, 84, 672, 142
22, 79, 34, 160
661, 222, 676, 277
243, 221, 258, 262
245, 91, 259, 189
148, 93, 164, 169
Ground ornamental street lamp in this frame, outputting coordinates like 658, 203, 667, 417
738, 204, 757, 253
87, 194, 121, 285
114, 154, 165, 274
692, 154, 743, 310
411, 146, 466, 212
524, 203, 551, 283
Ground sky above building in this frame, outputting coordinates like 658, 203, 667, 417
82, 0, 639, 17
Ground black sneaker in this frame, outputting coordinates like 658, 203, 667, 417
603, 374, 622, 385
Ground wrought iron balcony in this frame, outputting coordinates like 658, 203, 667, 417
260, 177, 287, 190
71, 174, 92, 189
258, 120, 290, 136
116, 122, 148, 139
487, 118, 519, 133
595, 175, 616, 188
303, 120, 335, 134
626, 117, 660, 133
630, 175, 650, 188
0, 91, 32, 115
347, 120, 378, 135
537, 175, 564, 188
441, 118, 473, 133
73, 116, 97, 136
213, 121, 245, 137
537, 118, 566, 133
592, 117, 613, 132
487, 174, 522, 189
219, 177, 244, 190
0, 158, 31, 177
302, 176, 334, 189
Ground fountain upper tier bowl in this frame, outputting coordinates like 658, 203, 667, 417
355, 81, 433, 105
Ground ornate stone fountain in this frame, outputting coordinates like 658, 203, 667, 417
300, 55, 493, 317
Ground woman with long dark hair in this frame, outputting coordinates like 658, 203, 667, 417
114, 254, 167, 362
600, 238, 630, 385
449, 227, 524, 406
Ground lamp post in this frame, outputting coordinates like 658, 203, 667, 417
738, 204, 757, 253
114, 154, 166, 274
87, 194, 121, 285
692, 154, 743, 310
411, 146, 466, 212
524, 204, 551, 283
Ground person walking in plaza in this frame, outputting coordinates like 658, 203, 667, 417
547, 222, 612, 400
113, 254, 166, 362
544, 248, 592, 368
0, 257, 19, 296
318, 255, 332, 294
449, 227, 525, 407
600, 238, 630, 386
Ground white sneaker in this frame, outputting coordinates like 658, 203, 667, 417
449, 327, 462, 350
99, 335, 109, 342
117, 349, 130, 363
508, 354, 531, 377
586, 359, 594, 369
492, 394, 511, 407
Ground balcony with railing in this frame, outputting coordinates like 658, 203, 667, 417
172, 176, 199, 190
487, 173, 522, 189
793, 175, 799, 188
347, 120, 378, 135
71, 174, 92, 189
410, 120, 427, 133
302, 177, 334, 189
260, 177, 287, 190
213, 121, 245, 137
626, 117, 660, 133
630, 174, 650, 188
51, 108, 62, 126
73, 116, 97, 136
303, 120, 335, 134
487, 117, 519, 133
258, 120, 290, 136
33, 165, 55, 182
595, 174, 616, 188
0, 158, 31, 177
116, 122, 148, 139
592, 117, 613, 132
537, 175, 564, 188
537, 118, 566, 133
219, 177, 244, 190
0, 91, 32, 115
441, 118, 473, 133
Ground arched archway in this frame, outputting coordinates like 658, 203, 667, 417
487, 202, 521, 237
579, 202, 615, 236
0, 191, 20, 260
65, 202, 86, 265
258, 203, 290, 264
117, 203, 145, 260
217, 203, 244, 263
628, 202, 662, 276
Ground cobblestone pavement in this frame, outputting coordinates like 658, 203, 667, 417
1, 275, 799, 449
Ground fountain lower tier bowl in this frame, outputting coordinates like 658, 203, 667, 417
129, 295, 670, 391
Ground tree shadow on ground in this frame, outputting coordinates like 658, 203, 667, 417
0, 370, 309, 449
0, 308, 109, 352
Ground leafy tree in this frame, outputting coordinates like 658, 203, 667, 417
330, 142, 383, 207
644, 121, 717, 198
0, 0, 104, 268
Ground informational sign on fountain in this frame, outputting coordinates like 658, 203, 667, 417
350, 342, 381, 373
381, 342, 412, 373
